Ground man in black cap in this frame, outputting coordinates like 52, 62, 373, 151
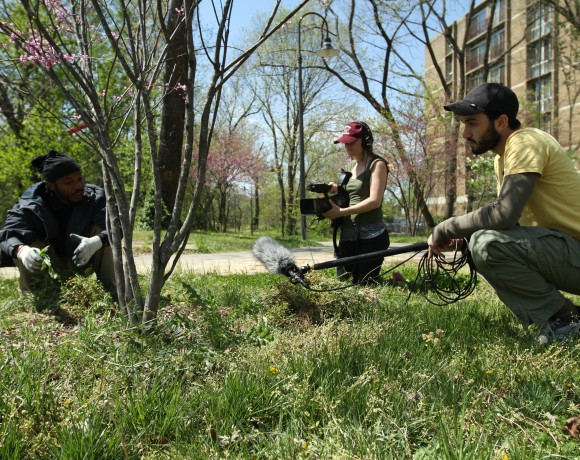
427, 83, 580, 343
0, 150, 115, 295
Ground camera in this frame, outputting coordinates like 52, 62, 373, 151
300, 169, 352, 219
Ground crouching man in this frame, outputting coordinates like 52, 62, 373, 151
428, 83, 580, 344
0, 150, 115, 296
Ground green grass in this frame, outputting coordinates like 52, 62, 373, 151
132, 229, 427, 254
0, 263, 579, 459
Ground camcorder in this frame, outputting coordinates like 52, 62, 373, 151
300, 169, 352, 224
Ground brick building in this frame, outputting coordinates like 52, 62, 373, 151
424, 0, 580, 216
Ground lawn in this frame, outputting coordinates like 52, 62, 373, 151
131, 229, 427, 254
0, 238, 579, 459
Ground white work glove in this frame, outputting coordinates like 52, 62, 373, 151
70, 233, 103, 267
17, 245, 43, 272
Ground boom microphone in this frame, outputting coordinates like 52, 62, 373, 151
252, 236, 309, 287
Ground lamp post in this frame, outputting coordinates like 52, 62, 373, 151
298, 12, 339, 240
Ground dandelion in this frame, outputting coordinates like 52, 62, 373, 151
422, 330, 445, 346
486, 369, 494, 375
269, 367, 279, 375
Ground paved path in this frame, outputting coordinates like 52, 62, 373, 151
0, 242, 426, 279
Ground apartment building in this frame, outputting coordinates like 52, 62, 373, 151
424, 0, 580, 216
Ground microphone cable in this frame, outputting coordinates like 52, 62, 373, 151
304, 248, 423, 293
409, 240, 477, 306
297, 240, 477, 307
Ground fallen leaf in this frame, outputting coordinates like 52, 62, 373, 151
392, 272, 406, 283
563, 415, 580, 439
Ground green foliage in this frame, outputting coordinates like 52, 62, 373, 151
466, 154, 497, 210
0, 269, 579, 458
136, 185, 170, 231
38, 246, 58, 280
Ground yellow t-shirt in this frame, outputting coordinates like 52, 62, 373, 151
494, 127, 580, 239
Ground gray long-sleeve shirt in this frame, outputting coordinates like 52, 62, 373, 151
432, 173, 538, 244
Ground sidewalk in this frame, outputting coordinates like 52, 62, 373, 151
0, 242, 425, 279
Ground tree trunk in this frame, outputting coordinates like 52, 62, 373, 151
158, 0, 188, 212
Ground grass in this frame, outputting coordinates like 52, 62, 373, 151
131, 229, 428, 254
0, 248, 579, 459
131, 229, 325, 254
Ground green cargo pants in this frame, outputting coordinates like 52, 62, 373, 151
469, 226, 580, 328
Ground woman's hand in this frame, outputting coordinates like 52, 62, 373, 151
327, 182, 338, 194
321, 200, 343, 220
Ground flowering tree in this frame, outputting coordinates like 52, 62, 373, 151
191, 125, 268, 232
380, 96, 442, 235
0, 0, 309, 330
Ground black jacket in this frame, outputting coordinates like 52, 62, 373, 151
0, 182, 108, 267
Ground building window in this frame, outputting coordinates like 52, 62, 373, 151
492, 0, 506, 27
530, 75, 552, 114
528, 2, 552, 41
489, 61, 505, 83
490, 29, 505, 60
445, 55, 453, 82
528, 38, 552, 78
467, 41, 486, 71
467, 71, 484, 92
467, 9, 487, 40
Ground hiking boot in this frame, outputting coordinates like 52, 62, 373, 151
537, 319, 580, 344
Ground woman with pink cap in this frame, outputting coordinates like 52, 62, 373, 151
323, 121, 390, 284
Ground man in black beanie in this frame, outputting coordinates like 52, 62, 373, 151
0, 150, 115, 295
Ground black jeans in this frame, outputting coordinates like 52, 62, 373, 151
336, 230, 390, 284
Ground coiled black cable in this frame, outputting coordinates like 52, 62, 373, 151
410, 240, 477, 306
300, 239, 477, 306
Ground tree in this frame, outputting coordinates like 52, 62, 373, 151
541, 0, 580, 30
191, 123, 268, 232
321, 0, 437, 229
539, 0, 580, 154
381, 95, 439, 235
245, 8, 348, 236
411, 0, 526, 217
0, 0, 310, 330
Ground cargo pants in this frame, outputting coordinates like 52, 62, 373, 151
469, 226, 580, 328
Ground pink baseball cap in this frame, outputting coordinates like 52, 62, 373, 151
334, 122, 367, 144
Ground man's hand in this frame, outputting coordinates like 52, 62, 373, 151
16, 245, 43, 272
428, 235, 464, 259
70, 234, 103, 267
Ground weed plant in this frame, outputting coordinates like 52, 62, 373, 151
0, 267, 578, 459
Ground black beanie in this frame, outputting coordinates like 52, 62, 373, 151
31, 150, 81, 182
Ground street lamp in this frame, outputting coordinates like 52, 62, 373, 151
298, 12, 339, 240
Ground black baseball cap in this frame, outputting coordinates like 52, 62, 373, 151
444, 83, 519, 120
